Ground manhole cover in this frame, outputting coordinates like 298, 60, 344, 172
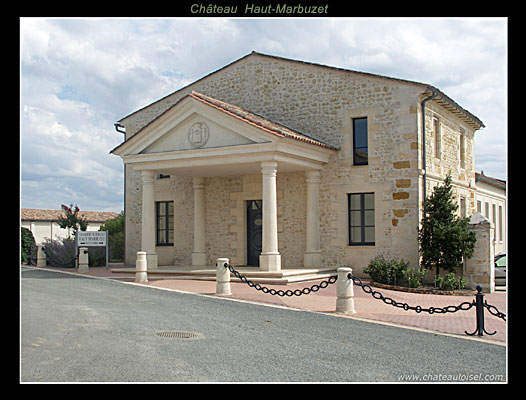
155, 331, 203, 339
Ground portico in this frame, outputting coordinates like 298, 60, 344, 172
111, 91, 338, 272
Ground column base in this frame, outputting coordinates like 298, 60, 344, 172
78, 263, 89, 273
303, 252, 322, 268
259, 253, 281, 272
192, 252, 207, 266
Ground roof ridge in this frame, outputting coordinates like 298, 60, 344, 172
117, 50, 483, 130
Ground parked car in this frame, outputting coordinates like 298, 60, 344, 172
495, 253, 506, 286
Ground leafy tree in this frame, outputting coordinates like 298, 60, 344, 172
418, 173, 476, 276
57, 203, 88, 239
99, 211, 124, 261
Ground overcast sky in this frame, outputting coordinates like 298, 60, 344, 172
20, 17, 507, 213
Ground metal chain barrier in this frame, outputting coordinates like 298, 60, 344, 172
347, 272, 506, 337
219, 262, 505, 337
483, 302, 507, 321
347, 273, 474, 315
225, 263, 337, 297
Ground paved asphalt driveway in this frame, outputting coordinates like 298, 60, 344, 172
21, 267, 506, 383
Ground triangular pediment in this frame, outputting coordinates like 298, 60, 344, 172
111, 94, 281, 157
141, 112, 257, 154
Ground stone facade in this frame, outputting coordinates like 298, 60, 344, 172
113, 52, 484, 276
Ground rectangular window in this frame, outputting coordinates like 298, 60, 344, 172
499, 206, 502, 242
477, 201, 482, 213
353, 117, 368, 165
348, 193, 375, 245
492, 203, 496, 225
460, 196, 466, 218
433, 116, 441, 159
459, 128, 466, 169
156, 201, 174, 246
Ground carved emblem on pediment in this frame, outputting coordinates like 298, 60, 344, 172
188, 122, 209, 148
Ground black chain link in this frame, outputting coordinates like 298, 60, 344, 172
225, 263, 337, 297
347, 273, 475, 315
221, 264, 506, 322
483, 301, 506, 321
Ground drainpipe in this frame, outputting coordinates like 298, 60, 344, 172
421, 87, 438, 211
114, 123, 126, 134
113, 122, 126, 262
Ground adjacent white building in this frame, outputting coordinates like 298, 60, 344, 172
21, 208, 119, 244
474, 172, 506, 256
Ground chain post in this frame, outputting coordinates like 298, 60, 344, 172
336, 267, 356, 313
465, 285, 497, 336
135, 251, 148, 283
216, 258, 232, 296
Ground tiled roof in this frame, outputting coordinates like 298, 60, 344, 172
111, 91, 340, 154
21, 208, 120, 222
189, 91, 340, 150
475, 172, 506, 190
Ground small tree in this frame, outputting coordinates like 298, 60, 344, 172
418, 173, 476, 276
99, 211, 124, 261
57, 203, 88, 239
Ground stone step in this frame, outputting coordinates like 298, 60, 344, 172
111, 266, 338, 285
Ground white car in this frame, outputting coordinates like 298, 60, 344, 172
495, 254, 506, 286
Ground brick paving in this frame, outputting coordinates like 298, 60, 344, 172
25, 264, 507, 344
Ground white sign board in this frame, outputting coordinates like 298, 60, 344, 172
77, 231, 107, 246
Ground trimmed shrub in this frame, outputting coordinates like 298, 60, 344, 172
435, 272, 466, 291
21, 227, 36, 264
364, 256, 427, 288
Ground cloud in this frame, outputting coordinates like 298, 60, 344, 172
20, 17, 507, 213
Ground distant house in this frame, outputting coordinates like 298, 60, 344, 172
21, 208, 119, 244
474, 172, 506, 256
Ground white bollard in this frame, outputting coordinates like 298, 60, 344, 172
216, 258, 231, 296
36, 245, 46, 267
336, 267, 356, 313
78, 247, 89, 272
136, 251, 148, 283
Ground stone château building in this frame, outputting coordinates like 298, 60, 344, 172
111, 51, 485, 275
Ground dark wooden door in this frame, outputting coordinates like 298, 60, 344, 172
246, 200, 262, 266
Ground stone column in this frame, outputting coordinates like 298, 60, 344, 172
336, 267, 356, 314
78, 247, 89, 272
304, 170, 322, 268
141, 170, 157, 270
216, 258, 231, 296
36, 245, 46, 267
135, 251, 148, 283
260, 161, 281, 271
464, 213, 495, 293
192, 176, 207, 266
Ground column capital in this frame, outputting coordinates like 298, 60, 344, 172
305, 170, 321, 183
193, 176, 206, 189
261, 161, 278, 174
141, 170, 155, 184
